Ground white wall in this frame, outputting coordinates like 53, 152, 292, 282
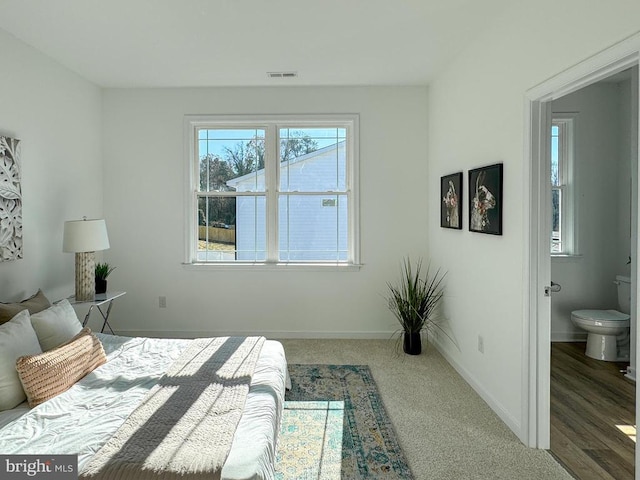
426, 0, 640, 440
0, 29, 103, 303
550, 82, 630, 341
102, 86, 429, 337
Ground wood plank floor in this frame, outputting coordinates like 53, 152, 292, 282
550, 342, 635, 480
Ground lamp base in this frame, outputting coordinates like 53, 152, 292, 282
75, 251, 96, 301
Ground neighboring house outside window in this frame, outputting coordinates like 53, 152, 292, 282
184, 115, 359, 267
551, 116, 576, 255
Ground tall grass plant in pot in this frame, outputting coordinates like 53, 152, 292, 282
387, 257, 447, 355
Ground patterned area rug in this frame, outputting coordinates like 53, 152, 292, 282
275, 364, 413, 479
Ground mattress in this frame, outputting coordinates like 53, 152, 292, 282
0, 333, 288, 480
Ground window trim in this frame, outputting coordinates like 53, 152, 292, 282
551, 115, 577, 256
183, 114, 360, 269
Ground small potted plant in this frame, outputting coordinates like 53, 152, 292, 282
95, 262, 116, 295
387, 257, 448, 355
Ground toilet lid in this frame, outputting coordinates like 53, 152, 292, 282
572, 309, 630, 322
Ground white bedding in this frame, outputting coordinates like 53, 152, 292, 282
0, 333, 287, 480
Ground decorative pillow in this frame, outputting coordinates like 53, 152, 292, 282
0, 310, 43, 411
30, 299, 83, 351
0, 289, 51, 325
16, 328, 106, 408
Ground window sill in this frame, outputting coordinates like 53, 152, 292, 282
551, 253, 583, 262
182, 262, 363, 272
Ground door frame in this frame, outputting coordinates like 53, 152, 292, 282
523, 34, 640, 451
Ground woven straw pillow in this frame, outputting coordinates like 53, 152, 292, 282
16, 327, 106, 407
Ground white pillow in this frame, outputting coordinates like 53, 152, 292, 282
30, 299, 83, 351
0, 310, 42, 411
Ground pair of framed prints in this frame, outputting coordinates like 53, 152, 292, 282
440, 163, 503, 235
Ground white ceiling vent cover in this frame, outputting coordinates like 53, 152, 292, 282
267, 71, 298, 78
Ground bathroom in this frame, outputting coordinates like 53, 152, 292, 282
550, 66, 638, 376
549, 66, 638, 479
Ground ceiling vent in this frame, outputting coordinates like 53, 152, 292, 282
267, 71, 298, 79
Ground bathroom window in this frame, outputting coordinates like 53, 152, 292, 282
551, 117, 576, 254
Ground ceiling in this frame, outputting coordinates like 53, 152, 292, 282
0, 0, 512, 88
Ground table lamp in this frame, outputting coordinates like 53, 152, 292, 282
63, 218, 110, 301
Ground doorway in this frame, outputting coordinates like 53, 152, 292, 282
546, 71, 638, 478
524, 34, 640, 473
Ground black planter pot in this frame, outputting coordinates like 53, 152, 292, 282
95, 278, 107, 295
403, 331, 422, 355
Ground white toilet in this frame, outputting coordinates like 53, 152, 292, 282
571, 275, 631, 362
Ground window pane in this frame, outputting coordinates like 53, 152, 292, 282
551, 188, 561, 253
279, 128, 346, 192
551, 127, 560, 187
198, 195, 266, 262
198, 128, 266, 192
278, 194, 348, 261
197, 196, 237, 261
235, 196, 266, 261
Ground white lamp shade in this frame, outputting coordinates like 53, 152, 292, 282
63, 219, 110, 253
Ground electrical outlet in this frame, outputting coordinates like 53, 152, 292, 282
477, 335, 484, 354
159, 296, 167, 308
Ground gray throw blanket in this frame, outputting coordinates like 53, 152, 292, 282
81, 336, 266, 480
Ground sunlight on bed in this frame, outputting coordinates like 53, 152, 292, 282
275, 401, 344, 479
616, 424, 637, 443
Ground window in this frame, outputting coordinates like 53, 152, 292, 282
185, 115, 359, 266
550, 117, 575, 254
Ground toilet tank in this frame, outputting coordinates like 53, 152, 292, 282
616, 275, 631, 314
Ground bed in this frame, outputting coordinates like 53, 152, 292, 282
0, 293, 288, 480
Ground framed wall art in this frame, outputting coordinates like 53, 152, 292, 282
0, 136, 22, 261
468, 163, 503, 235
441, 172, 462, 229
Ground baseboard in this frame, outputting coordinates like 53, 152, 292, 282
431, 338, 522, 440
550, 331, 587, 342
113, 329, 398, 340
625, 367, 636, 382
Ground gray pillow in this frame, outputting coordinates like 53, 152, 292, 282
0, 290, 51, 325
30, 299, 83, 351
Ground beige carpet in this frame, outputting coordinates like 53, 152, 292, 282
279, 339, 573, 480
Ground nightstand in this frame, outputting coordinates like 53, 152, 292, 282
68, 291, 126, 334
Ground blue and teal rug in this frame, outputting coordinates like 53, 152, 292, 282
275, 364, 413, 479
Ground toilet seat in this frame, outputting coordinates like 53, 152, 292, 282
572, 309, 630, 326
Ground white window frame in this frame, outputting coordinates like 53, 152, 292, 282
551, 115, 577, 256
183, 114, 360, 270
